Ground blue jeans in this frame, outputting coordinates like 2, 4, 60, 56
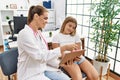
44, 71, 70, 80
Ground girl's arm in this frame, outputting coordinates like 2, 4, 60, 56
52, 42, 81, 49
75, 42, 81, 50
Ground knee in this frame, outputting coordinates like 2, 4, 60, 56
89, 73, 99, 80
71, 76, 82, 80
93, 73, 99, 80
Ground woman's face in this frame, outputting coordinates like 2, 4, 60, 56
37, 12, 48, 29
63, 22, 76, 34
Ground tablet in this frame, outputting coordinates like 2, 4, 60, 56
59, 49, 85, 66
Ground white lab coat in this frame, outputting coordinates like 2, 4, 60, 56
17, 25, 61, 80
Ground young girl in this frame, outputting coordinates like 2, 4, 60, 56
52, 16, 99, 80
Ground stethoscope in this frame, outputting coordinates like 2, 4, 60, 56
29, 26, 48, 50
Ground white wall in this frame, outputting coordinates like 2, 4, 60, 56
54, 0, 66, 29
0, 0, 65, 45
0, 0, 65, 27
0, 0, 28, 9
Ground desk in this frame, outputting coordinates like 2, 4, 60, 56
5, 30, 85, 50
5, 30, 59, 49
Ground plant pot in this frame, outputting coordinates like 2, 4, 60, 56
93, 56, 110, 76
6, 19, 10, 23
49, 31, 52, 37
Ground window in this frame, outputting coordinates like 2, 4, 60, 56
66, 0, 120, 76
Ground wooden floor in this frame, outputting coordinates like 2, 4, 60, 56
0, 46, 8, 80
0, 46, 117, 80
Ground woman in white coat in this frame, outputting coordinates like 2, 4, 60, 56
17, 5, 79, 80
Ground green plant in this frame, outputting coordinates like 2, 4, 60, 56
49, 31, 52, 37
91, 0, 120, 62
6, 5, 9, 8
6, 16, 10, 20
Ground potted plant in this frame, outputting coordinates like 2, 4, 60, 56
6, 16, 10, 22
49, 31, 52, 37
6, 5, 9, 9
90, 0, 120, 75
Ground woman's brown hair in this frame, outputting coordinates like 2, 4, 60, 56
60, 16, 77, 36
27, 5, 48, 25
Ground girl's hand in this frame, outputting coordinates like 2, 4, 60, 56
73, 56, 81, 62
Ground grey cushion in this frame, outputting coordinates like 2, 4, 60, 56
59, 66, 87, 78
0, 48, 18, 76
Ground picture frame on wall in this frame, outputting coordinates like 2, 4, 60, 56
10, 4, 17, 9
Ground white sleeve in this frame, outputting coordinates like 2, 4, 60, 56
52, 34, 60, 43
75, 34, 81, 43
18, 31, 61, 63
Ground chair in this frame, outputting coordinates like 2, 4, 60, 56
0, 48, 18, 80
52, 38, 87, 79
99, 64, 110, 80
8, 20, 17, 41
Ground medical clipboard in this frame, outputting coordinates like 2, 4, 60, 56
59, 49, 85, 66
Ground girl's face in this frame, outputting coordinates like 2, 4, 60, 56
37, 12, 48, 29
63, 22, 76, 35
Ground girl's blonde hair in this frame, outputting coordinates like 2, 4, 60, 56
60, 16, 77, 36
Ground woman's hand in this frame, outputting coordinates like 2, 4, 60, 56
60, 44, 79, 59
